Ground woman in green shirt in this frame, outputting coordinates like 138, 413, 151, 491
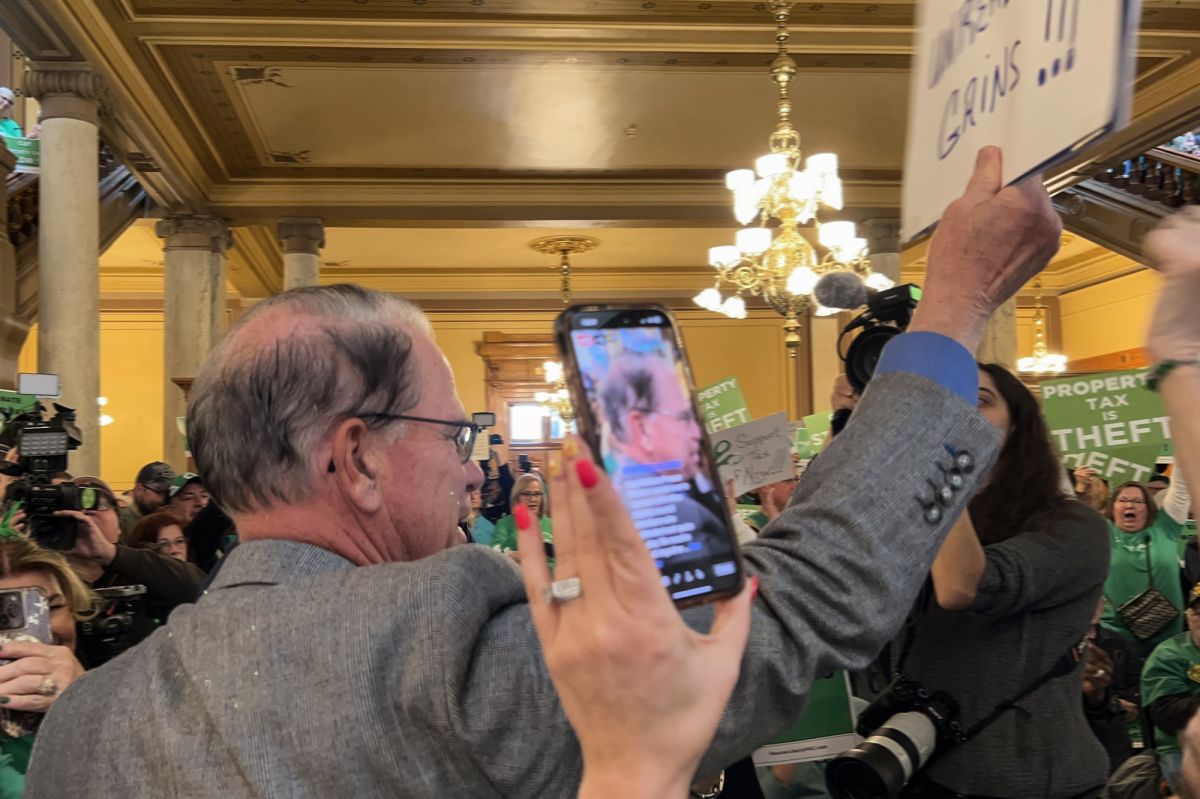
1101, 475, 1192, 654
492, 473, 552, 555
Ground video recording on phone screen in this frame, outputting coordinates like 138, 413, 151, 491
568, 318, 738, 601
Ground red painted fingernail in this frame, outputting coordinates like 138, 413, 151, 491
514, 504, 531, 531
575, 459, 598, 489
749, 575, 759, 601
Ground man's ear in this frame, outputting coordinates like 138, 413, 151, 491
328, 418, 384, 514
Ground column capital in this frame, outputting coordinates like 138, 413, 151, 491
276, 217, 326, 256
157, 215, 232, 255
859, 218, 902, 254
24, 64, 106, 125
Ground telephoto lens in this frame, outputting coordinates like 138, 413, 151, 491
825, 711, 937, 799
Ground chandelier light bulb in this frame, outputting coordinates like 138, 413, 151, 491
735, 227, 772, 255
708, 245, 741, 269
99, 414, 114, 427
806, 153, 838, 177
694, 288, 723, 311
813, 303, 840, 317
722, 295, 748, 319
733, 193, 760, 225
819, 221, 856, 251
864, 272, 896, 291
543, 361, 563, 383
832, 237, 868, 262
725, 169, 756, 192
97, 396, 108, 407
786, 266, 819, 296
822, 177, 844, 210
786, 171, 815, 202
755, 153, 789, 178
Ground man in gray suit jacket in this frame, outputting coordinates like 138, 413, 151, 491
26, 147, 1063, 797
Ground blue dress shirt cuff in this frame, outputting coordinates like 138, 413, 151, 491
873, 332, 978, 405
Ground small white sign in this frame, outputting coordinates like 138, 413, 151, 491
710, 412, 793, 495
902, 0, 1140, 241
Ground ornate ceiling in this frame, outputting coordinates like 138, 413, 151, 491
11, 0, 1200, 303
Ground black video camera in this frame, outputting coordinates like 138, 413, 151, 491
838, 284, 922, 395
0, 402, 92, 549
77, 585, 147, 668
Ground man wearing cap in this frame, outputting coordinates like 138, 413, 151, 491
118, 461, 176, 542
1142, 584, 1200, 792
167, 472, 209, 525
0, 88, 21, 139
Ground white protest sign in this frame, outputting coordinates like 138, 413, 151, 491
710, 412, 793, 495
902, 0, 1140, 240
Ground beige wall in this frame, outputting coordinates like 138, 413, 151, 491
19, 314, 165, 490
1059, 270, 1160, 361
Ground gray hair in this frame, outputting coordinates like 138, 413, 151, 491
598, 353, 669, 444
187, 284, 432, 514
510, 473, 549, 518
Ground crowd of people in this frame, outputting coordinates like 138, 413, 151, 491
0, 147, 1195, 799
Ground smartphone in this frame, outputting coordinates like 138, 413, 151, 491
555, 304, 744, 607
0, 587, 53, 738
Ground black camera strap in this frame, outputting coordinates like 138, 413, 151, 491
891, 586, 1086, 747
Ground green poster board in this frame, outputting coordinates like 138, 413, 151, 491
697, 376, 751, 433
752, 671, 859, 766
1041, 369, 1172, 484
2, 136, 39, 174
792, 411, 833, 459
0, 391, 38, 437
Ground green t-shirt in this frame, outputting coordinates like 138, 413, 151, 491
491, 514, 553, 555
1141, 631, 1200, 755
0, 735, 33, 799
0, 119, 23, 139
1101, 513, 1186, 647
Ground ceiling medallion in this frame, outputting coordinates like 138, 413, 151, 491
529, 236, 600, 304
694, 0, 890, 357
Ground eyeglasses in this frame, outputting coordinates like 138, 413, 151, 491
154, 538, 187, 551
358, 413, 479, 463
1115, 497, 1147, 506
518, 491, 544, 499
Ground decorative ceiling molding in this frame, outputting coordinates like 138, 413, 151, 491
228, 224, 284, 297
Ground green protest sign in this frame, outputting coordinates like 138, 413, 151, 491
792, 411, 833, 458
2, 136, 39, 174
752, 672, 858, 765
697, 376, 751, 433
1041, 369, 1172, 484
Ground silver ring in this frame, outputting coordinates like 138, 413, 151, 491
1095, 669, 1106, 677
35, 677, 57, 697
546, 577, 583, 603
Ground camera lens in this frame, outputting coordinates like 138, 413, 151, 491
844, 325, 901, 394
826, 711, 937, 799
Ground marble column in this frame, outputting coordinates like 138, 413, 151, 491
277, 217, 325, 291
26, 65, 104, 475
157, 216, 230, 470
0, 139, 26, 390
861, 218, 902, 285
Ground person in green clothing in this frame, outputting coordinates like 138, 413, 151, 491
465, 488, 495, 547
0, 88, 22, 139
1101, 474, 1192, 656
492, 473, 552, 555
0, 536, 93, 798
1142, 583, 1200, 794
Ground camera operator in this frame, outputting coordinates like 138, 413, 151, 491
828, 364, 1109, 798
0, 536, 92, 796
56, 477, 204, 665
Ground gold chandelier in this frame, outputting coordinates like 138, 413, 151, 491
695, 0, 890, 356
529, 236, 600, 304
535, 361, 575, 429
1017, 281, 1068, 374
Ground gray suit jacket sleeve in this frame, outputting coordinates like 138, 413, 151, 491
445, 372, 1000, 791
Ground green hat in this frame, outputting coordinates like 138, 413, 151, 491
168, 472, 203, 500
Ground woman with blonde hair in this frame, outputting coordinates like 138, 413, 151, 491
0, 535, 95, 796
490, 473, 552, 556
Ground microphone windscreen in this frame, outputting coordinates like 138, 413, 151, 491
813, 271, 868, 310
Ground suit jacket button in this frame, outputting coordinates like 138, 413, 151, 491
947, 469, 965, 490
936, 484, 954, 505
924, 505, 943, 524
954, 452, 974, 473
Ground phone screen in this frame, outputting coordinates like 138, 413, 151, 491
557, 306, 743, 605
